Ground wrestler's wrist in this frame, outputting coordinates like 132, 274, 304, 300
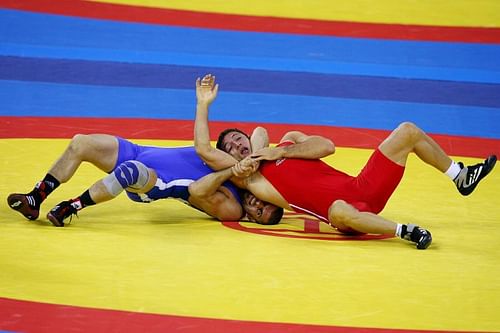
279, 146, 289, 158
231, 165, 240, 177
196, 101, 210, 108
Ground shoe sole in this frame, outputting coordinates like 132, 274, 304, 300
46, 212, 65, 227
7, 193, 39, 220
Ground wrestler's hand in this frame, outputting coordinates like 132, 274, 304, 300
196, 74, 219, 106
231, 156, 259, 178
251, 147, 285, 161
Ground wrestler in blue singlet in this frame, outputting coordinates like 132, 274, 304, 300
114, 137, 241, 205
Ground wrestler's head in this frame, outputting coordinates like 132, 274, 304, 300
216, 128, 251, 161
242, 192, 283, 225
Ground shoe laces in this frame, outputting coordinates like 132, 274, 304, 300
53, 202, 78, 224
65, 209, 78, 225
404, 224, 427, 243
457, 163, 483, 188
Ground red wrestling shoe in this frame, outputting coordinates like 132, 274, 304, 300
47, 200, 79, 227
7, 193, 40, 220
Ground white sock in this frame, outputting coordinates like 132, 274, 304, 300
445, 161, 462, 180
395, 223, 403, 237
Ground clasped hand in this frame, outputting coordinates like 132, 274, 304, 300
231, 156, 260, 178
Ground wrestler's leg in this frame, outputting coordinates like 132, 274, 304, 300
328, 200, 396, 234
379, 121, 496, 196
378, 121, 451, 171
8, 134, 119, 220
48, 134, 119, 182
47, 161, 157, 226
80, 161, 157, 204
328, 200, 432, 249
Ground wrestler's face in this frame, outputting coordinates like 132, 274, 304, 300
242, 192, 280, 225
220, 131, 252, 161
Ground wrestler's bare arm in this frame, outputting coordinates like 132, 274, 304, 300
188, 155, 266, 220
194, 74, 269, 170
251, 131, 335, 161
188, 167, 243, 221
194, 74, 238, 170
250, 126, 269, 152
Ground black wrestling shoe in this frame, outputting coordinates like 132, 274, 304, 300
47, 200, 78, 227
454, 155, 497, 196
402, 224, 432, 250
7, 193, 40, 220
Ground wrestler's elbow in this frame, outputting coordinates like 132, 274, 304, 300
188, 182, 207, 199
252, 126, 268, 140
195, 147, 221, 168
323, 139, 335, 155
194, 143, 213, 159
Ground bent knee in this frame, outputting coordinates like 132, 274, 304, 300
328, 200, 363, 233
329, 200, 356, 218
70, 133, 88, 146
103, 160, 151, 196
396, 121, 422, 140
68, 134, 91, 155
328, 200, 360, 226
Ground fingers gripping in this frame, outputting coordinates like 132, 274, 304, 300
102, 160, 150, 196
231, 157, 259, 177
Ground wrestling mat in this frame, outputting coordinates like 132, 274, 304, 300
0, 139, 499, 332
1, 0, 500, 331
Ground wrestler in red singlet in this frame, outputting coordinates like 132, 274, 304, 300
259, 142, 405, 223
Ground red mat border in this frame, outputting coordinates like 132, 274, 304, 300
1, 116, 498, 158
0, 297, 487, 333
1, 0, 499, 43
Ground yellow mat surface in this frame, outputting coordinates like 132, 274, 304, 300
0, 139, 499, 331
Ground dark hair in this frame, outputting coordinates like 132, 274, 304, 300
216, 128, 250, 152
260, 207, 284, 225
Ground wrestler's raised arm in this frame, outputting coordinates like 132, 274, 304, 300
194, 74, 239, 170
194, 74, 268, 169
251, 131, 335, 161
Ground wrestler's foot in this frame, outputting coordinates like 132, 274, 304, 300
402, 224, 432, 250
454, 155, 497, 196
7, 193, 40, 220
47, 200, 79, 227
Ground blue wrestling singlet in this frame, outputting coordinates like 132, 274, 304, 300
114, 137, 241, 205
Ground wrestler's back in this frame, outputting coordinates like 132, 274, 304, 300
136, 146, 212, 182
260, 157, 360, 221
128, 145, 240, 203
